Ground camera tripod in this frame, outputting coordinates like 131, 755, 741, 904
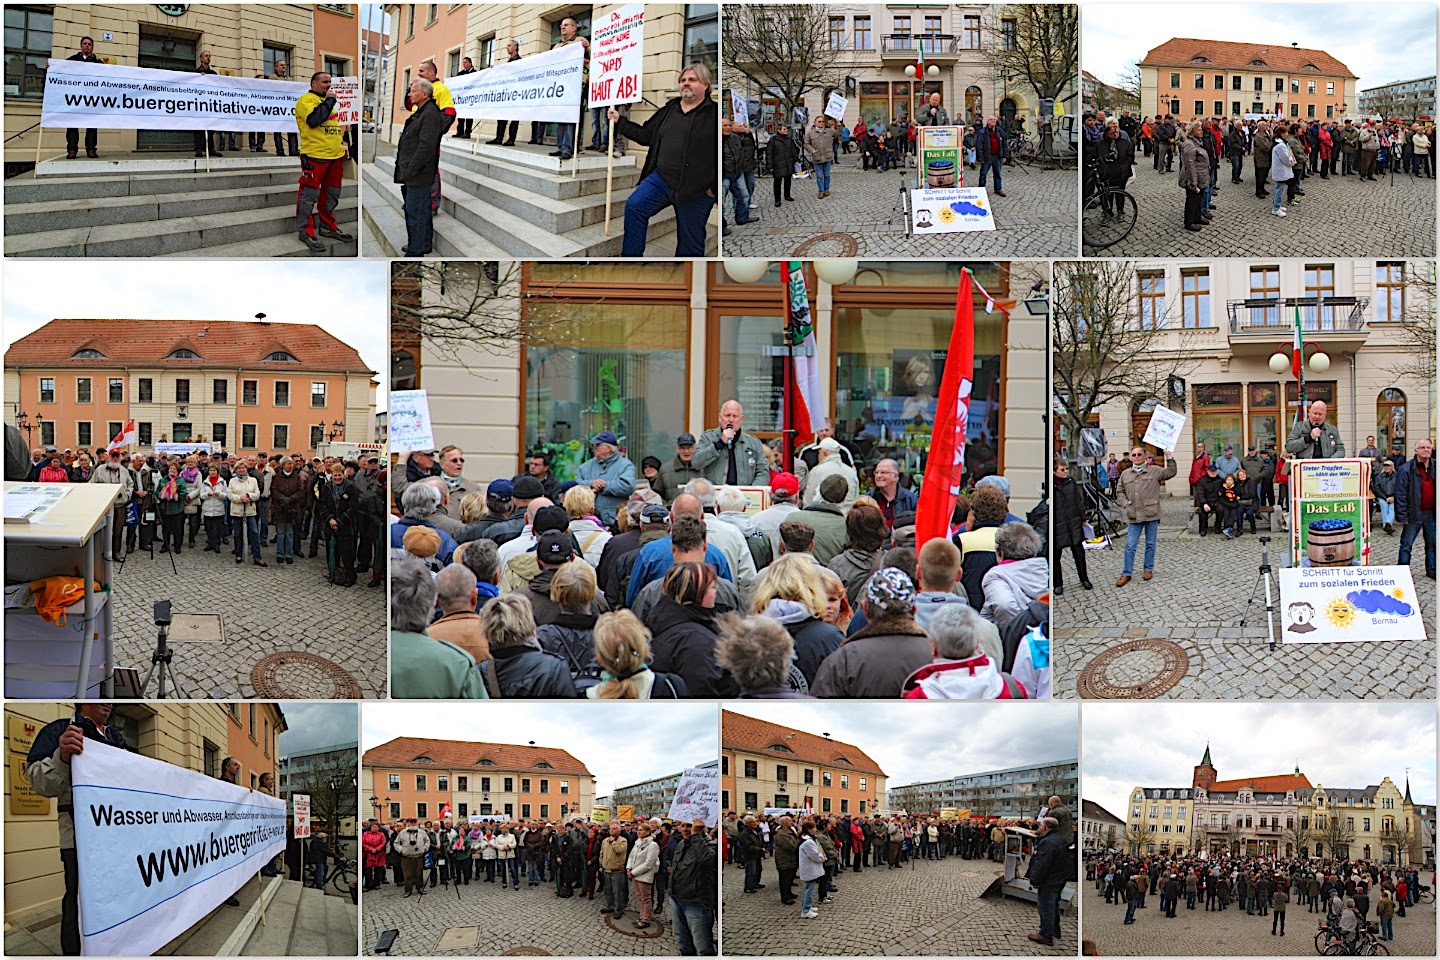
1238, 536, 1280, 651
141, 599, 190, 698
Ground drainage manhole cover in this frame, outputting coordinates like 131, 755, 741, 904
499, 949, 551, 956
792, 232, 859, 257
1077, 639, 1189, 699
251, 651, 362, 699
603, 911, 664, 938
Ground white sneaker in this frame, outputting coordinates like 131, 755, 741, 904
1273, 208, 1287, 217
802, 910, 819, 919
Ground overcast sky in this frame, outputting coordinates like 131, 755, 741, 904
361, 703, 717, 797
2, 261, 389, 412
1084, 4, 1436, 90
724, 703, 1077, 787
277, 702, 358, 755
1084, 703, 1437, 822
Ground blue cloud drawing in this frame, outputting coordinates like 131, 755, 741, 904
1347, 589, 1413, 617
949, 201, 988, 217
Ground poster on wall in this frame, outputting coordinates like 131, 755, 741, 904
1289, 458, 1372, 569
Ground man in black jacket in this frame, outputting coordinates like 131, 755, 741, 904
1194, 462, 1224, 536
453, 57, 477, 139
1025, 817, 1073, 945
721, 120, 751, 235
669, 820, 717, 956
610, 63, 717, 257
66, 38, 102, 158
192, 50, 224, 157
394, 79, 445, 257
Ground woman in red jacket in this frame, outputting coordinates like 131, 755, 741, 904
37, 454, 71, 483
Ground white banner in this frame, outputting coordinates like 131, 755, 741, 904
468, 813, 506, 823
910, 187, 997, 234
588, 4, 645, 108
154, 442, 211, 456
667, 767, 721, 826
1141, 406, 1186, 452
1278, 565, 1426, 643
41, 58, 313, 132
447, 42, 585, 124
71, 741, 286, 957
824, 91, 848, 120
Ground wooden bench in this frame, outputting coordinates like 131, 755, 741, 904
1187, 503, 1287, 534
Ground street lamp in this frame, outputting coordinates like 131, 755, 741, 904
328, 420, 345, 441
16, 409, 33, 446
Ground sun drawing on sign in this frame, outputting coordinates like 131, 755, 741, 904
1393, 587, 1407, 601
939, 208, 956, 224
1324, 596, 1357, 629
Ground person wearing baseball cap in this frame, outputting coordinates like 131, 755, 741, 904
657, 433, 704, 503
483, 474, 547, 546
524, 529, 607, 626
390, 447, 442, 505
811, 567, 933, 698
751, 471, 803, 558
575, 431, 636, 529
457, 478, 516, 543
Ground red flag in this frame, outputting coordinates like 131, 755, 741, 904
914, 270, 975, 548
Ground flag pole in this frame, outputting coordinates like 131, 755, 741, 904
782, 262, 796, 473
604, 113, 615, 235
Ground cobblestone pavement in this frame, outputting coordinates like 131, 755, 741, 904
1080, 876, 1436, 956
361, 873, 688, 956
720, 854, 1076, 956
722, 159, 1078, 259
1053, 499, 1436, 700
111, 534, 386, 699
1090, 158, 1436, 258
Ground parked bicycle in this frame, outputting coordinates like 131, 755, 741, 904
304, 854, 354, 896
1082, 157, 1137, 250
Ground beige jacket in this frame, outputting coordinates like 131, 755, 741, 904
227, 475, 261, 517
1115, 459, 1178, 523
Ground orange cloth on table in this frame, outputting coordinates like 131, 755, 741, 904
29, 576, 102, 626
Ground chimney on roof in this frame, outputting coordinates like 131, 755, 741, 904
198, 324, 209, 338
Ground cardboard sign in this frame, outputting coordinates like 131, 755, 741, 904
587, 4, 644, 108
294, 793, 311, 838
824, 91, 847, 120
617, 805, 635, 822
71, 742, 286, 957
911, 187, 996, 233
918, 125, 963, 191
1278, 565, 1426, 643
388, 389, 435, 453
328, 76, 361, 124
736, 486, 772, 515
731, 91, 748, 127
1141, 406, 1186, 452
591, 806, 611, 823
1290, 459, 1372, 568
667, 767, 720, 827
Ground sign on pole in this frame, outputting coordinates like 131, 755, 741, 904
1278, 565, 1426, 643
1140, 406, 1186, 451
667, 767, 721, 826
918, 126, 963, 191
328, 76, 362, 125
587, 4, 645, 235
387, 389, 435, 453
293, 793, 312, 838
71, 742, 286, 957
824, 91, 847, 120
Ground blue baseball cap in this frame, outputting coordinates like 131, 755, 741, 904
487, 478, 514, 500
591, 431, 619, 446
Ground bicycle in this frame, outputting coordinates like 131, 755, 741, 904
1418, 883, 1435, 905
305, 854, 355, 895
1320, 920, 1390, 956
1081, 158, 1137, 250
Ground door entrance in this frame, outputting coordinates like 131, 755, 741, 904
137, 29, 198, 151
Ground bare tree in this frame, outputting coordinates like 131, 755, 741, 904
1386, 817, 1417, 869
1052, 260, 1203, 458
985, 4, 1079, 103
1104, 824, 1119, 850
1383, 262, 1437, 393
721, 5, 848, 115
293, 750, 359, 852
1309, 814, 1357, 860
1118, 62, 1143, 105
1124, 822, 1147, 855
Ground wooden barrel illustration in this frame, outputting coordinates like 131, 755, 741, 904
926, 159, 956, 188
1307, 519, 1356, 567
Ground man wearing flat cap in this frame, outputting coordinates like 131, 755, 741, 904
575, 431, 635, 529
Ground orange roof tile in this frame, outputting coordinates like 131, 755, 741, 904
5, 320, 373, 374
362, 737, 592, 776
722, 711, 886, 778
1139, 38, 1356, 79
1208, 773, 1313, 794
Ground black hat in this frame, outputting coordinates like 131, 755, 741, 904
641, 503, 671, 524
536, 530, 574, 563
676, 433, 697, 447
512, 475, 545, 500
533, 504, 570, 534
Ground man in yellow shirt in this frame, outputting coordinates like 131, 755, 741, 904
413, 60, 456, 214
293, 71, 353, 252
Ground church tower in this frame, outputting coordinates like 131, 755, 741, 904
1193, 744, 1217, 791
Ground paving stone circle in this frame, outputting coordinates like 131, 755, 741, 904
602, 911, 665, 939
1077, 639, 1190, 699
792, 232, 860, 257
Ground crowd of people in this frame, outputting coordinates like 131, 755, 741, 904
387, 399, 1051, 700
17, 444, 388, 587
1083, 107, 1435, 230
361, 814, 718, 955
395, 19, 717, 258
722, 797, 1075, 945
1087, 849, 1431, 947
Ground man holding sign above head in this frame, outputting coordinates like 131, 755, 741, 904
294, 71, 354, 253
610, 63, 718, 257
25, 703, 135, 956
1114, 443, 1178, 587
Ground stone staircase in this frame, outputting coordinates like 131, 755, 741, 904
362, 137, 689, 257
240, 880, 357, 957
4, 155, 357, 258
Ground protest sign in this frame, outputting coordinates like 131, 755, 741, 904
1278, 565, 1425, 643
667, 767, 720, 826
731, 91, 748, 128
762, 807, 806, 818
1140, 406, 1186, 451
447, 42, 584, 124
1289, 458, 1371, 568
617, 805, 636, 822
468, 813, 506, 823
293, 793, 311, 838
71, 741, 286, 957
387, 389, 435, 453
824, 91, 847, 120
591, 806, 611, 823
328, 76, 362, 125
911, 187, 996, 233
588, 5, 644, 108
918, 125, 963, 191
735, 486, 772, 515
154, 442, 212, 456
42, 59, 305, 132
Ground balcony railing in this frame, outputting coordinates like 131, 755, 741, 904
879, 33, 967, 57
1227, 296, 1369, 335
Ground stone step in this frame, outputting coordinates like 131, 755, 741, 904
433, 140, 640, 201
5, 192, 357, 258
35, 153, 302, 179
442, 136, 637, 174
239, 878, 303, 957
360, 165, 512, 258
162, 232, 359, 259
363, 158, 667, 258
285, 884, 331, 956
6, 168, 300, 204
322, 889, 358, 956
5, 183, 302, 235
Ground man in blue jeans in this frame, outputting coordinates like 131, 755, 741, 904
669, 819, 717, 956
1114, 445, 1177, 586
974, 114, 1009, 197
721, 119, 751, 232
611, 63, 718, 257
1395, 438, 1436, 579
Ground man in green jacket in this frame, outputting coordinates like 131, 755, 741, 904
692, 401, 770, 486
390, 557, 487, 698
772, 815, 801, 906
1285, 401, 1346, 460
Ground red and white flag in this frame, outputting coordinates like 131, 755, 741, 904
914, 270, 975, 548
439, 802, 452, 820
106, 419, 136, 452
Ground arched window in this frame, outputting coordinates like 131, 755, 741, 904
264, 351, 299, 362
965, 85, 982, 124
166, 348, 202, 360
1377, 388, 1406, 459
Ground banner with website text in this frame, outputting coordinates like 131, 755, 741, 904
72, 741, 286, 957
447, 42, 585, 125
39, 58, 328, 132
